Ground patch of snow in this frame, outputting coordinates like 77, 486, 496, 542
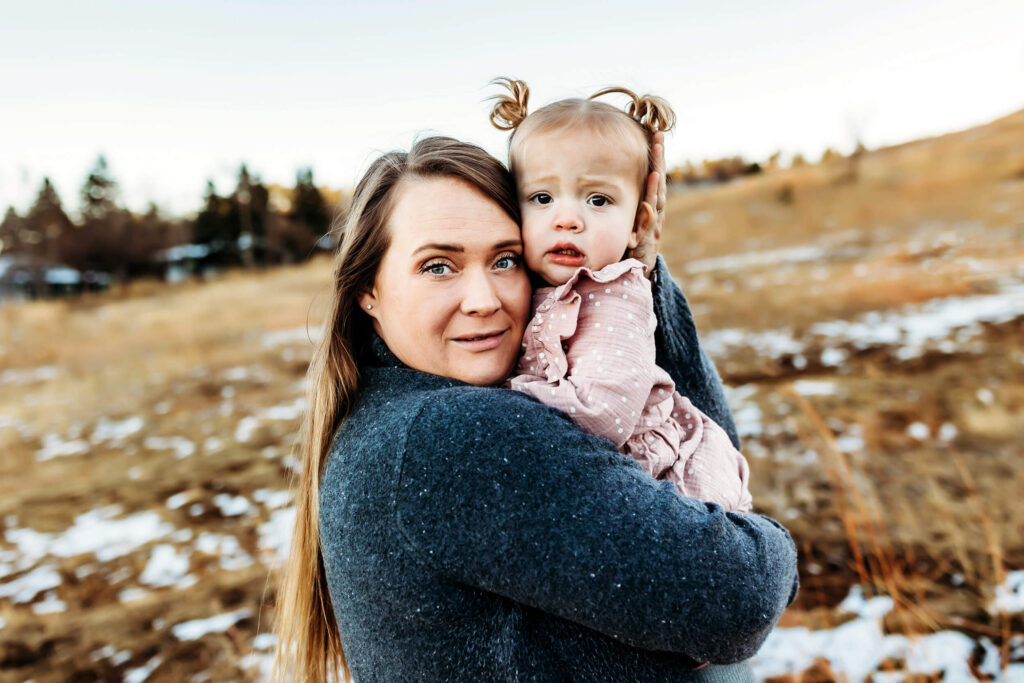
212, 493, 251, 517
172, 608, 253, 640
990, 570, 1024, 614
793, 380, 836, 396
124, 654, 163, 683
723, 384, 762, 439
253, 489, 292, 510
0, 365, 59, 385
143, 435, 195, 459
139, 544, 193, 588
118, 587, 151, 603
820, 347, 848, 367
260, 326, 320, 348
203, 436, 224, 453
4, 506, 174, 568
907, 422, 931, 441
36, 433, 90, 461
835, 434, 865, 453
0, 564, 61, 603
753, 585, 992, 681
704, 327, 806, 361
166, 493, 190, 510
685, 245, 827, 274
259, 506, 296, 569
263, 397, 304, 421
938, 422, 958, 442
91, 416, 144, 443
31, 591, 67, 614
235, 416, 260, 442
195, 532, 254, 571
222, 366, 251, 382
252, 633, 277, 650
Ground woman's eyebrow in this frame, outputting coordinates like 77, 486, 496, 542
413, 243, 463, 255
413, 239, 521, 256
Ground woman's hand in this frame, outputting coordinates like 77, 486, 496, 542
628, 131, 666, 278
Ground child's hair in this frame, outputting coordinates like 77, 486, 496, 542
488, 77, 676, 193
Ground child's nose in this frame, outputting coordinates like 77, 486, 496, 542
553, 206, 583, 232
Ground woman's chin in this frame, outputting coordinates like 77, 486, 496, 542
448, 350, 518, 386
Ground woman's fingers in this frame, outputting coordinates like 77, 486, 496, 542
651, 131, 666, 215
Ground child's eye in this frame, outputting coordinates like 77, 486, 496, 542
494, 252, 522, 271
587, 194, 611, 207
421, 261, 452, 276
529, 193, 553, 206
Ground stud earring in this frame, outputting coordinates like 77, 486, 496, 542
365, 304, 373, 310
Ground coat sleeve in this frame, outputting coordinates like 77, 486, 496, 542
394, 387, 799, 664
650, 255, 741, 448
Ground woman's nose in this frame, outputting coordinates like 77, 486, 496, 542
460, 267, 501, 316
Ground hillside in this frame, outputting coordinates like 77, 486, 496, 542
1, 109, 1023, 681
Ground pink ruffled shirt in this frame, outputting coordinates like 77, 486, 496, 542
508, 259, 753, 513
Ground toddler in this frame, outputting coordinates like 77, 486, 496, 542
491, 78, 752, 512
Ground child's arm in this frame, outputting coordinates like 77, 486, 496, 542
650, 255, 741, 448
657, 393, 754, 513
509, 261, 658, 450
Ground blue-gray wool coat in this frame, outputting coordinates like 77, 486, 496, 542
320, 257, 798, 682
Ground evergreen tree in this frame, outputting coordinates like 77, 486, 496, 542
0, 207, 27, 256
194, 180, 233, 252
25, 178, 74, 261
290, 167, 330, 238
228, 164, 269, 267
73, 157, 131, 279
80, 155, 119, 222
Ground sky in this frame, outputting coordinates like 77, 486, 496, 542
1, 0, 1023, 217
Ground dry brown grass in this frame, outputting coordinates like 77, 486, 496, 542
1, 109, 1023, 681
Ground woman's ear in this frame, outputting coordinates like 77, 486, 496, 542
358, 290, 379, 319
628, 201, 656, 250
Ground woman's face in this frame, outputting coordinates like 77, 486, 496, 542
361, 176, 531, 386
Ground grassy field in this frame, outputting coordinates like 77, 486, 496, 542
1, 108, 1023, 681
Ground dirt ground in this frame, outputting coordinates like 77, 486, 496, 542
1, 109, 1023, 681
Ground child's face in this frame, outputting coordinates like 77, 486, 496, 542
516, 127, 644, 286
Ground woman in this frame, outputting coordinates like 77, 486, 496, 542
274, 136, 798, 682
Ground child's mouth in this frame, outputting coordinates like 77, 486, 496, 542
547, 245, 586, 267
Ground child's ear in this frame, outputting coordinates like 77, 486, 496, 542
629, 201, 656, 250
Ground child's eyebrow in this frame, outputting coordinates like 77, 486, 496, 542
577, 174, 628, 187
519, 173, 558, 186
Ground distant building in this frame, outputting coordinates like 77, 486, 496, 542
0, 254, 109, 301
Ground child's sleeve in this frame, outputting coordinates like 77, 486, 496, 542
650, 255, 741, 448
662, 394, 754, 513
509, 261, 658, 449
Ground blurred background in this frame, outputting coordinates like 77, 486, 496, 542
2, 1, 1023, 680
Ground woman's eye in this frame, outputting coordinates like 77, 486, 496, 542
587, 194, 611, 207
422, 262, 452, 276
530, 193, 552, 205
494, 253, 521, 270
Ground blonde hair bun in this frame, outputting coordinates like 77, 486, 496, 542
488, 77, 530, 131
590, 86, 676, 134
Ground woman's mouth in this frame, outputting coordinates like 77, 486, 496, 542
451, 329, 508, 352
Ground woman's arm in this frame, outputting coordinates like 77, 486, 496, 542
395, 387, 798, 664
650, 255, 741, 449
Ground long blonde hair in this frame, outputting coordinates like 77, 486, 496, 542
272, 136, 519, 682
489, 77, 676, 190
